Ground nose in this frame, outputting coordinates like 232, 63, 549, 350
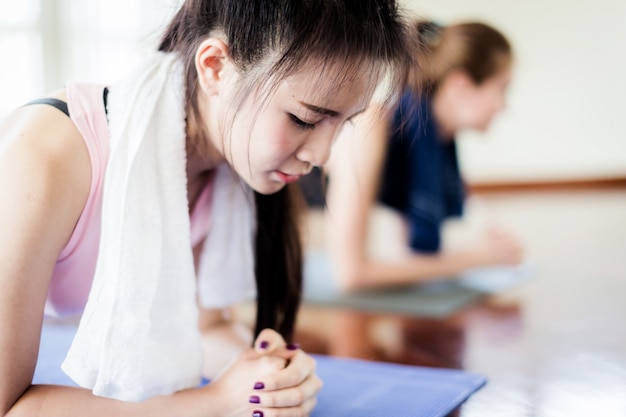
296, 130, 334, 168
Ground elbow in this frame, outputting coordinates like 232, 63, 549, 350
1, 393, 20, 417
1, 389, 14, 417
1, 377, 34, 417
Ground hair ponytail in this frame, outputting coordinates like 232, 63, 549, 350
409, 20, 512, 95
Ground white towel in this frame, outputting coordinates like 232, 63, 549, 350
61, 52, 256, 401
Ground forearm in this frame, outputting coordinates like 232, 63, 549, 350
199, 314, 254, 379
7, 383, 216, 417
334, 248, 482, 292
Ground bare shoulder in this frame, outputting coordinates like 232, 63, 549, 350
0, 89, 92, 250
0, 89, 89, 186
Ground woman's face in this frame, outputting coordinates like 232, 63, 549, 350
453, 64, 512, 132
219, 66, 371, 194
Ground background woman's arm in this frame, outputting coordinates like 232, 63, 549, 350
325, 105, 521, 293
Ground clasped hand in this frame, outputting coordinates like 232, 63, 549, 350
207, 329, 322, 417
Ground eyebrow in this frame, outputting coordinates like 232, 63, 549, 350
299, 101, 340, 117
346, 108, 367, 122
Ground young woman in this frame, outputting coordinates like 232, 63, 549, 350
0, 1, 409, 416
320, 21, 524, 292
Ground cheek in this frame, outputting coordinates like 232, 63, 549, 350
250, 116, 300, 164
471, 93, 498, 127
485, 95, 505, 123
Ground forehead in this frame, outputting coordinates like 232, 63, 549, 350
276, 61, 381, 114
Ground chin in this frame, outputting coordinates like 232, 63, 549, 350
250, 181, 286, 195
472, 121, 490, 132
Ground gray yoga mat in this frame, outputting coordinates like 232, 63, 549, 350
303, 250, 486, 318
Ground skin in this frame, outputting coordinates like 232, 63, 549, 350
324, 64, 524, 292
0, 36, 371, 417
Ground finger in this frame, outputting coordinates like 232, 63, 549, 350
250, 396, 317, 417
255, 329, 287, 352
254, 354, 289, 375
263, 343, 301, 361
258, 350, 316, 391
233, 348, 289, 379
249, 373, 322, 408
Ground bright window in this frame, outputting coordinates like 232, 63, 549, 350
0, 0, 43, 115
0, 0, 179, 116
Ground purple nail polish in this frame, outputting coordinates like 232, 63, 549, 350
259, 340, 269, 349
252, 411, 264, 417
286, 343, 300, 350
254, 382, 264, 390
249, 395, 261, 404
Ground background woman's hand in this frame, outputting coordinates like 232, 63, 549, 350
472, 226, 524, 267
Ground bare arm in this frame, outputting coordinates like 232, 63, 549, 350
0, 102, 92, 415
0, 105, 198, 417
325, 105, 521, 293
0, 106, 229, 417
0, 106, 227, 417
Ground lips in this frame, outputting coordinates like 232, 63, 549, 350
276, 171, 302, 184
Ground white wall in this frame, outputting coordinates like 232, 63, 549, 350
402, 0, 626, 184
2, 1, 624, 183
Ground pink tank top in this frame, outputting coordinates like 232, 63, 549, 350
45, 83, 214, 316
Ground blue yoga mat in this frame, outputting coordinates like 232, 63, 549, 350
34, 323, 486, 417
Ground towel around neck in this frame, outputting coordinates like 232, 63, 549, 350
61, 52, 256, 401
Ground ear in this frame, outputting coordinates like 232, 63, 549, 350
443, 70, 477, 97
195, 38, 233, 96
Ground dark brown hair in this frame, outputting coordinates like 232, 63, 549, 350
158, 0, 411, 341
409, 21, 512, 96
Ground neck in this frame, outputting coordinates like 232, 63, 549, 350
431, 91, 457, 140
185, 97, 225, 183
185, 130, 221, 211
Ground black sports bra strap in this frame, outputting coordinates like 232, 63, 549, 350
103, 87, 109, 116
23, 98, 69, 117
24, 88, 108, 120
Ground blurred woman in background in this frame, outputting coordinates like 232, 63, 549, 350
318, 20, 524, 292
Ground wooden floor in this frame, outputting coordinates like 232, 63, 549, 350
293, 188, 626, 416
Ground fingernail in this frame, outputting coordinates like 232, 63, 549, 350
253, 382, 264, 390
252, 411, 264, 417
286, 343, 300, 350
249, 395, 261, 404
259, 340, 269, 349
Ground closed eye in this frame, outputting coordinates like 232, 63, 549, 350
289, 113, 316, 130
